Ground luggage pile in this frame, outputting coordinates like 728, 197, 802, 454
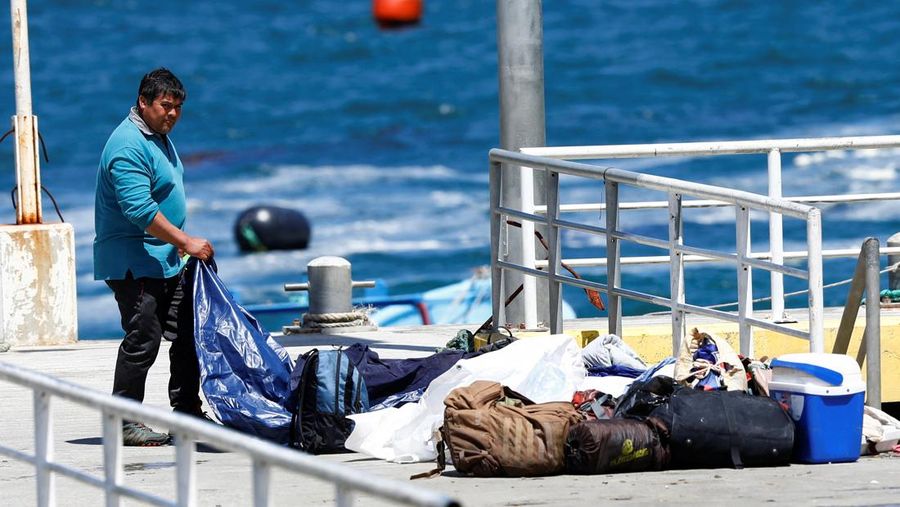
434, 373, 793, 478
190, 260, 871, 476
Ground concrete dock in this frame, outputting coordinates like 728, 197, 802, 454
1, 311, 899, 506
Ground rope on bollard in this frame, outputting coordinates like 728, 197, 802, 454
301, 308, 373, 329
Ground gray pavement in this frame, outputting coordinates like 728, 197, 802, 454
1, 321, 899, 506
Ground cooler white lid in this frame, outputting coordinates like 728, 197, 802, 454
770, 352, 862, 386
770, 352, 865, 395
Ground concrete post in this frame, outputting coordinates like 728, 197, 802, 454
0, 1, 79, 349
0, 224, 78, 347
497, 0, 547, 328
888, 232, 900, 291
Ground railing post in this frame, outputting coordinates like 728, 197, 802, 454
336, 484, 353, 507
889, 232, 900, 290
864, 238, 881, 409
34, 389, 54, 507
806, 209, 824, 352
174, 434, 196, 507
102, 412, 123, 507
605, 182, 622, 337
520, 163, 538, 329
490, 159, 504, 330
736, 205, 753, 356
768, 149, 786, 321
252, 459, 271, 507
545, 167, 562, 333
668, 193, 685, 354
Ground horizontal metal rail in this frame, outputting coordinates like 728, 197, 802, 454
0, 361, 459, 507
501, 257, 815, 342
534, 192, 900, 213
533, 246, 900, 268
520, 134, 900, 159
490, 149, 813, 218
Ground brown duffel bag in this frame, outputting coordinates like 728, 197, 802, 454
438, 380, 583, 477
565, 417, 670, 474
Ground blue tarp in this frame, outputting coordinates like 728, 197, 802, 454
191, 259, 295, 444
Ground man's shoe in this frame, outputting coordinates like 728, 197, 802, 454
122, 422, 171, 447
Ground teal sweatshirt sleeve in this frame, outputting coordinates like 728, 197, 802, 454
108, 147, 160, 230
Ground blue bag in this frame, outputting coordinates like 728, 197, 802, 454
191, 259, 295, 444
289, 348, 370, 454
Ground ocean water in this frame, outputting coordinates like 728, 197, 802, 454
0, 1, 898, 338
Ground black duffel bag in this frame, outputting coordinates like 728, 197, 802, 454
565, 417, 670, 474
650, 388, 793, 469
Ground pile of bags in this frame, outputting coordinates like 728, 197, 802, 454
431, 330, 795, 478
190, 260, 883, 475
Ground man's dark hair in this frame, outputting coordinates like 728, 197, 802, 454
136, 68, 186, 108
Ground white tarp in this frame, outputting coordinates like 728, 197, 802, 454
345, 334, 586, 463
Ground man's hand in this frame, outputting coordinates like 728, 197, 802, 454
183, 236, 214, 261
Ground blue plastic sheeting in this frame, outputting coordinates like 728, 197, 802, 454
191, 259, 295, 444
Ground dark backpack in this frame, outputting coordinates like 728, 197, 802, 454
289, 348, 370, 454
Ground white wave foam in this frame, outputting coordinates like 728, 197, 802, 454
211, 164, 482, 196
794, 150, 848, 168
845, 164, 897, 181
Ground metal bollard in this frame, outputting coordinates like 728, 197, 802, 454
283, 257, 376, 334
888, 232, 900, 291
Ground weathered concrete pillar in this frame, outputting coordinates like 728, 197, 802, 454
0, 224, 78, 348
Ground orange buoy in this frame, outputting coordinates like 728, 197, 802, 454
373, 0, 422, 28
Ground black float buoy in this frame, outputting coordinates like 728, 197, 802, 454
234, 205, 311, 253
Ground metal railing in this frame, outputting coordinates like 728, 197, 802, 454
489, 149, 824, 356
0, 361, 459, 507
521, 134, 900, 321
833, 237, 882, 409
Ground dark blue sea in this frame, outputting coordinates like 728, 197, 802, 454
1, 1, 899, 338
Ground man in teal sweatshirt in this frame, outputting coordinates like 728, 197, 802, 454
94, 68, 214, 446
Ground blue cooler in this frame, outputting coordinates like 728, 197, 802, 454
769, 353, 865, 464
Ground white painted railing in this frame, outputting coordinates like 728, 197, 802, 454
0, 361, 459, 507
521, 135, 900, 321
489, 149, 824, 356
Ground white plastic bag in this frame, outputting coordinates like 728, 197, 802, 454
345, 334, 585, 463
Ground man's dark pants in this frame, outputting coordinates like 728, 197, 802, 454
106, 270, 202, 414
